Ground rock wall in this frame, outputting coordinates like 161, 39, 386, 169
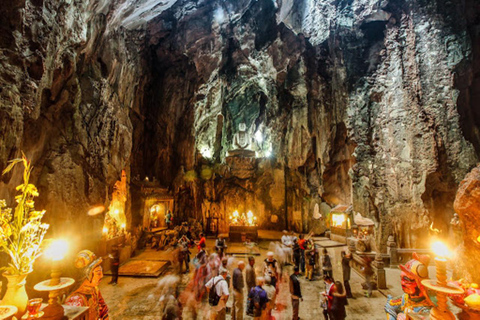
0, 0, 479, 250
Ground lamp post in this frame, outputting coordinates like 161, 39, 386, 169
421, 241, 463, 320
33, 239, 75, 320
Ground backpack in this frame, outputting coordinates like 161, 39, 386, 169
208, 278, 225, 306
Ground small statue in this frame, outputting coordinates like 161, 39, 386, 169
385, 253, 433, 320
232, 123, 253, 150
450, 213, 462, 247
66, 250, 109, 320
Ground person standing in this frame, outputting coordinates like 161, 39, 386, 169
331, 281, 347, 320
197, 233, 206, 251
293, 238, 301, 269
246, 256, 257, 294
306, 249, 316, 281
298, 235, 306, 274
205, 268, 230, 320
321, 276, 335, 320
364, 256, 374, 298
341, 250, 353, 298
263, 252, 279, 288
289, 266, 303, 320
232, 261, 245, 320
248, 277, 268, 320
322, 248, 333, 279
165, 210, 173, 229
215, 236, 227, 259
263, 275, 276, 319
108, 245, 120, 285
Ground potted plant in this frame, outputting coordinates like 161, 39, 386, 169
0, 154, 49, 316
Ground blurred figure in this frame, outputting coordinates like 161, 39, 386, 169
298, 235, 306, 273
178, 235, 191, 273
364, 256, 374, 298
108, 245, 120, 285
263, 275, 276, 319
197, 233, 206, 251
166, 210, 173, 229
289, 266, 303, 320
331, 281, 347, 320
322, 248, 333, 279
232, 261, 245, 320
246, 256, 257, 294
281, 230, 293, 265
263, 252, 279, 288
215, 236, 227, 259
293, 238, 300, 269
306, 248, 316, 281
341, 250, 353, 298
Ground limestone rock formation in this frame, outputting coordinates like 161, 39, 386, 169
454, 165, 480, 282
0, 0, 479, 250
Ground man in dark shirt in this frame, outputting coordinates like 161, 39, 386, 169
290, 266, 303, 320
232, 261, 245, 320
248, 277, 268, 320
341, 250, 353, 298
246, 256, 256, 294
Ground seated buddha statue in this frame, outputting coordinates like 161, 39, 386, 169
230, 122, 255, 157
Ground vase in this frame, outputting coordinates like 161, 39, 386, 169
1, 272, 29, 317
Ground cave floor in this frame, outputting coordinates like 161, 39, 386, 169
100, 239, 406, 320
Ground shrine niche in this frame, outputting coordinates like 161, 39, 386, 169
140, 185, 174, 231
103, 170, 128, 240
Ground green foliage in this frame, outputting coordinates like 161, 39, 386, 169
0, 153, 49, 275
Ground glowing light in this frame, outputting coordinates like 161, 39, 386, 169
332, 214, 346, 227
230, 210, 257, 226
201, 147, 212, 159
255, 131, 263, 143
121, 223, 126, 229
102, 227, 109, 234
432, 241, 450, 258
477, 235, 480, 242
87, 205, 105, 216
45, 239, 69, 261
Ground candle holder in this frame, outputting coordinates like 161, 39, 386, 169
33, 239, 74, 320
421, 242, 463, 320
33, 276, 74, 320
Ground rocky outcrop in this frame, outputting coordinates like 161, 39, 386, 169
454, 165, 480, 282
0, 0, 479, 250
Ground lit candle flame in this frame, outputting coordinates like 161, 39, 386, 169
45, 239, 69, 261
432, 241, 450, 259
103, 227, 109, 234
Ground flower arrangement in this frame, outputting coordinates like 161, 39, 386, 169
0, 154, 49, 275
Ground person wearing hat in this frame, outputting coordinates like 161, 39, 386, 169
290, 266, 303, 320
65, 250, 109, 320
205, 267, 230, 320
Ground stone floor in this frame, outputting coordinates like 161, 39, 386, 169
100, 239, 406, 320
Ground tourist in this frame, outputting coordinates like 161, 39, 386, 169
322, 248, 333, 279
166, 210, 173, 229
364, 256, 374, 298
205, 268, 230, 320
331, 281, 348, 320
197, 232, 206, 251
264, 252, 279, 288
289, 266, 303, 320
178, 235, 191, 273
108, 245, 120, 285
298, 234, 306, 273
232, 261, 245, 320
215, 236, 227, 259
194, 245, 208, 300
341, 250, 353, 298
246, 256, 257, 294
221, 256, 231, 287
293, 238, 301, 269
247, 277, 268, 320
321, 276, 335, 320
263, 275, 276, 319
281, 230, 294, 265
306, 248, 316, 281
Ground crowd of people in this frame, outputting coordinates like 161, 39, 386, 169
111, 222, 375, 320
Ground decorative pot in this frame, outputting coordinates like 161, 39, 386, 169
1, 272, 29, 317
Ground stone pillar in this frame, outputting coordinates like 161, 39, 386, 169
387, 235, 398, 267
373, 253, 387, 289
347, 237, 357, 254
